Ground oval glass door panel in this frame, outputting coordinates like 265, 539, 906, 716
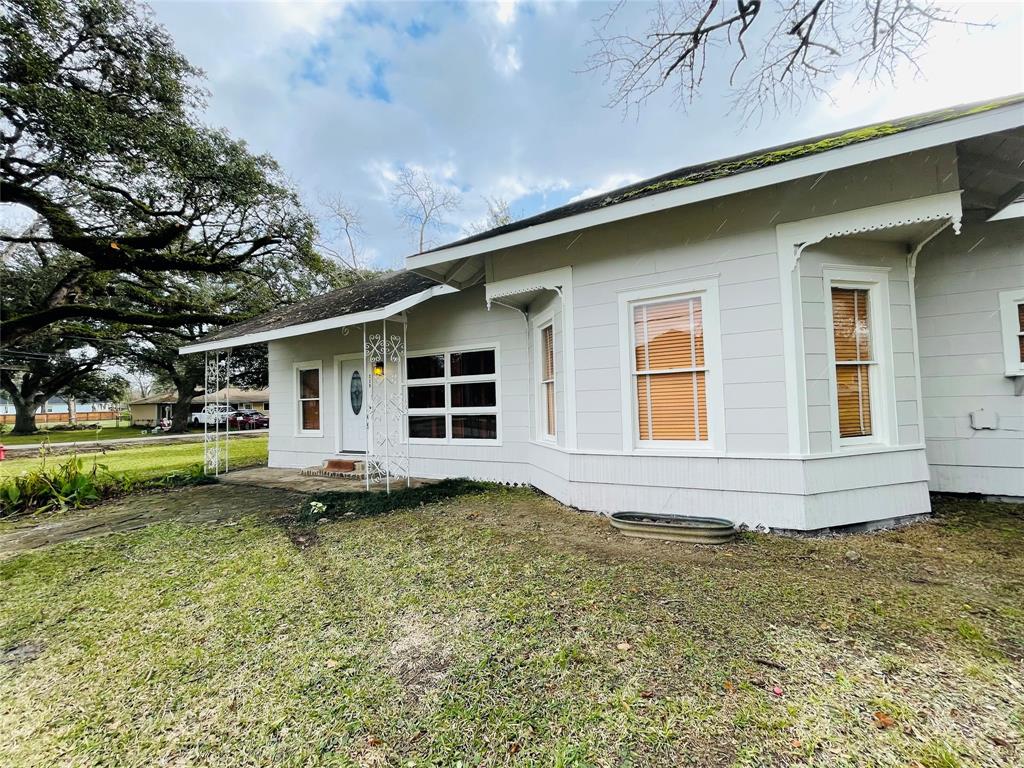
350, 370, 363, 415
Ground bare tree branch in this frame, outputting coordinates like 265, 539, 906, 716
315, 192, 367, 272
586, 1, 990, 120
388, 167, 461, 252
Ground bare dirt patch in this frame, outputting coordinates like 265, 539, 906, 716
0, 483, 304, 556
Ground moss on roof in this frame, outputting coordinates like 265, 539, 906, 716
432, 94, 1024, 252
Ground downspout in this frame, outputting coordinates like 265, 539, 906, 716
907, 221, 954, 443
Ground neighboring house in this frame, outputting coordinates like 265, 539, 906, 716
129, 388, 270, 426
0, 396, 118, 416
182, 96, 1024, 532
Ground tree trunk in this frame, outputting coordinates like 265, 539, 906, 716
11, 399, 38, 435
169, 389, 194, 433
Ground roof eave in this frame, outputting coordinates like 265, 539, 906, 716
178, 283, 457, 355
407, 101, 1024, 274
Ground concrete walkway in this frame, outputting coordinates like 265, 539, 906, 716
218, 465, 431, 494
4, 429, 268, 456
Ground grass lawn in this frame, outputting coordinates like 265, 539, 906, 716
0, 435, 267, 480
0, 487, 1021, 767
0, 424, 156, 446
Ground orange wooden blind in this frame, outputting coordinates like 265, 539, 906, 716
541, 325, 555, 436
831, 288, 872, 438
633, 298, 707, 441
1018, 302, 1024, 363
298, 368, 320, 431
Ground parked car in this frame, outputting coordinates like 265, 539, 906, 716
228, 409, 269, 429
191, 404, 237, 425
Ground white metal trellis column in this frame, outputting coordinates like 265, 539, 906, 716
364, 318, 410, 492
203, 349, 231, 476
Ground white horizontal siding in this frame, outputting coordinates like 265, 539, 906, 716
915, 218, 1024, 495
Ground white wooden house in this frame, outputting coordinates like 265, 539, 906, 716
182, 96, 1024, 532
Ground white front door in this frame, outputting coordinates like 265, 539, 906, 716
340, 359, 368, 453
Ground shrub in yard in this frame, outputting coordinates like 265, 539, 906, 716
0, 456, 215, 519
297, 479, 498, 523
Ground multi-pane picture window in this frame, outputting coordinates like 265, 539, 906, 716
540, 325, 555, 438
407, 349, 498, 441
297, 366, 321, 432
831, 287, 874, 439
631, 296, 708, 443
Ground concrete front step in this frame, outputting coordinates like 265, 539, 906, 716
324, 458, 360, 473
299, 456, 367, 480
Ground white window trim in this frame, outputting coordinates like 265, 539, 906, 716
406, 343, 502, 446
293, 360, 323, 437
617, 278, 726, 453
532, 307, 557, 443
998, 288, 1024, 377
822, 266, 897, 451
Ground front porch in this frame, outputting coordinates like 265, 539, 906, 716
218, 465, 435, 494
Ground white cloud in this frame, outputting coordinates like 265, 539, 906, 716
569, 173, 644, 203
145, 0, 1023, 268
492, 43, 522, 75
494, 1, 521, 27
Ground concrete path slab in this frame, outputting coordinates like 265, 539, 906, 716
218, 466, 432, 494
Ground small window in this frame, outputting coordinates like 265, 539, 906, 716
998, 289, 1024, 376
631, 296, 708, 443
406, 348, 499, 442
296, 365, 321, 433
540, 324, 555, 439
831, 287, 874, 438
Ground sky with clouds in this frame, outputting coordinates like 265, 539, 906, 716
11, 1, 1024, 268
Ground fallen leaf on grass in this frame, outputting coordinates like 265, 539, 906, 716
324, 659, 339, 669
873, 711, 895, 729
639, 690, 654, 699
616, 642, 631, 651
790, 738, 802, 748
724, 680, 736, 693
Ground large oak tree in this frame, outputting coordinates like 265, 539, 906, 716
0, 0, 344, 433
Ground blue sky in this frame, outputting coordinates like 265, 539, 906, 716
8, 1, 1024, 268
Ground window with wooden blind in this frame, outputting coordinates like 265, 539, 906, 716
631, 296, 708, 443
998, 289, 1024, 376
831, 286, 875, 439
295, 362, 322, 434
540, 324, 556, 438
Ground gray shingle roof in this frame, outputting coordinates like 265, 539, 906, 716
428, 94, 1024, 254
198, 271, 437, 346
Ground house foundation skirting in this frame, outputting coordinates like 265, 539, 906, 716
268, 443, 931, 531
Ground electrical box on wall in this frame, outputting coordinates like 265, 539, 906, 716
969, 409, 999, 430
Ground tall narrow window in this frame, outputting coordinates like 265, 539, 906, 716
297, 366, 321, 432
831, 287, 874, 438
997, 290, 1024, 376
631, 296, 707, 442
1018, 302, 1024, 365
540, 324, 555, 438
